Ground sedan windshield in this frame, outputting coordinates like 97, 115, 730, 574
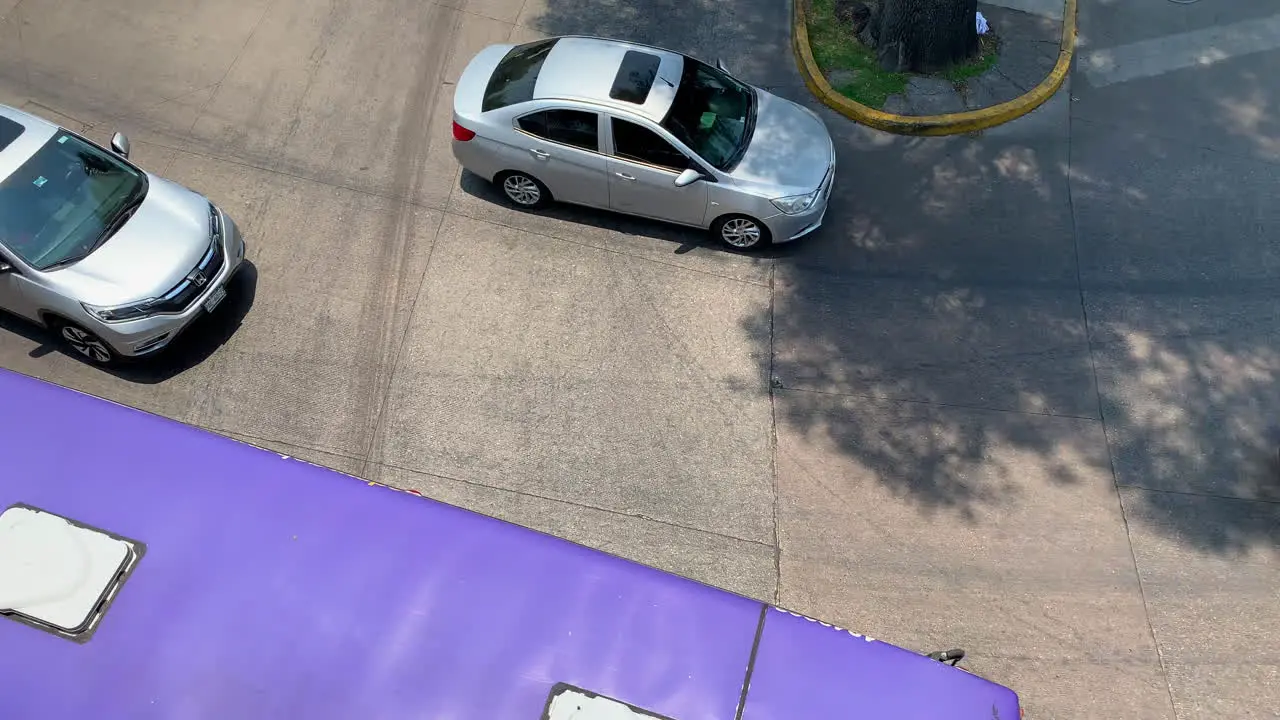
0, 132, 146, 271
660, 58, 756, 172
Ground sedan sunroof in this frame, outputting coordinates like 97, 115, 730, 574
609, 51, 662, 105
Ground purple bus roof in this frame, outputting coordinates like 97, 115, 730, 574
0, 369, 1021, 719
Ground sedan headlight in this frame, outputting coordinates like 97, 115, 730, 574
82, 299, 159, 323
770, 188, 820, 215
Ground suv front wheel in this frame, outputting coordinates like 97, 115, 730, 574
50, 319, 118, 365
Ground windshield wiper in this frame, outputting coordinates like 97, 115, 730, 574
42, 196, 143, 271
42, 249, 98, 271
95, 195, 144, 248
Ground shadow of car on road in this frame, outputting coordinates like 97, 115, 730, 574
457, 169, 794, 257
2, 260, 258, 383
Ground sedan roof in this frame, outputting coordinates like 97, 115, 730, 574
532, 36, 685, 123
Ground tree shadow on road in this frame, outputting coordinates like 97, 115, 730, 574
1212, 68, 1280, 163
525, 0, 1280, 556
755, 100, 1280, 556
523, 0, 801, 90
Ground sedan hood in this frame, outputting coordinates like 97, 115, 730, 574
729, 90, 834, 193
52, 175, 210, 306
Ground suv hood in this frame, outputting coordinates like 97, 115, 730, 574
51, 175, 211, 306
729, 90, 834, 194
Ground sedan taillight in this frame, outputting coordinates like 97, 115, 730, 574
452, 121, 475, 141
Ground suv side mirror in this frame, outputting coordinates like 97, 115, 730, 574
673, 168, 703, 188
110, 132, 131, 159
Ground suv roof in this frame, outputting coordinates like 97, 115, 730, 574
0, 105, 58, 181
531, 36, 685, 123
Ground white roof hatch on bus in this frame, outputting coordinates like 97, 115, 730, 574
0, 506, 132, 632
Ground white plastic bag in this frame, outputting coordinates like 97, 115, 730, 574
976, 11, 989, 35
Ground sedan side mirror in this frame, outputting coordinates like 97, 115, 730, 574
110, 132, 131, 159
673, 168, 703, 188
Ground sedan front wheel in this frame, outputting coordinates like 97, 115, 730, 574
711, 214, 771, 250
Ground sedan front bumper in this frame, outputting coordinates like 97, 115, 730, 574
761, 164, 835, 244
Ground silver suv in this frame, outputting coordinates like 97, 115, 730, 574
0, 104, 246, 365
452, 36, 836, 250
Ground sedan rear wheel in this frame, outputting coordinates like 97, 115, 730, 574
497, 171, 550, 210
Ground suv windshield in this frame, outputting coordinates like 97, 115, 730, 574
661, 58, 756, 172
0, 131, 146, 271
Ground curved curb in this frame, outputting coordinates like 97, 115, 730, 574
792, 0, 1078, 135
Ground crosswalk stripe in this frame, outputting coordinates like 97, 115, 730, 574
1081, 12, 1280, 87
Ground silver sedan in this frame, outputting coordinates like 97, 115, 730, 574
452, 36, 836, 250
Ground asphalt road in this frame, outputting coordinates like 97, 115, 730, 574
1, 0, 1277, 717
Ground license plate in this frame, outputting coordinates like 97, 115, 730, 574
203, 286, 227, 313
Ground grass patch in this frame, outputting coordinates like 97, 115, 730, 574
941, 34, 1000, 86
805, 0, 1001, 109
806, 0, 907, 108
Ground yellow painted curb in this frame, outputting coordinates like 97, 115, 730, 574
793, 0, 1078, 135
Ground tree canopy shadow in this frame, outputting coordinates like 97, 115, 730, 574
525, 0, 1280, 557
759, 96, 1279, 556
523, 0, 802, 91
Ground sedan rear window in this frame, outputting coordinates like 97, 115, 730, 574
482, 38, 559, 112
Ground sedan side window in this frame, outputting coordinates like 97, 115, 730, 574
610, 118, 690, 173
517, 110, 600, 152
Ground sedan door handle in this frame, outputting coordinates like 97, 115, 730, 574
614, 172, 636, 181
530, 148, 550, 160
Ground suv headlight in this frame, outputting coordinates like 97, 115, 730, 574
209, 202, 223, 243
770, 188, 820, 215
82, 299, 159, 323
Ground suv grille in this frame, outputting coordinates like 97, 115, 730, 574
150, 238, 224, 314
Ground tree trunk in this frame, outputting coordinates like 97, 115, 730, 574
866, 0, 978, 74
